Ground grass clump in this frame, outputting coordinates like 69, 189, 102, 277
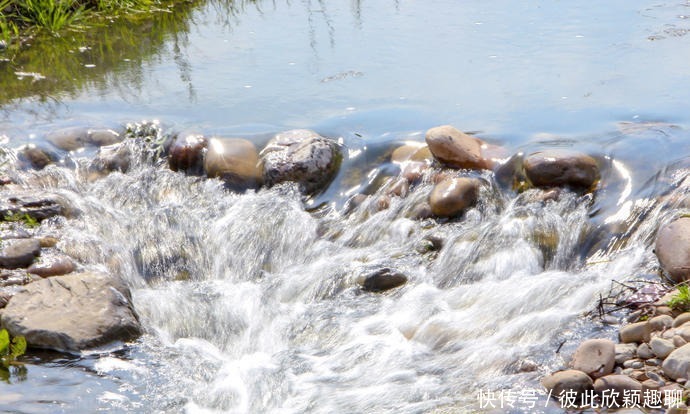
2, 212, 40, 228
668, 284, 690, 312
0, 328, 27, 382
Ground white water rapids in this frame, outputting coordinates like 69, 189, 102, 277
7, 129, 687, 413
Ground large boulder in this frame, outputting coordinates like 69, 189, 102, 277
46, 127, 122, 151
523, 150, 600, 192
0, 272, 142, 352
428, 177, 480, 218
570, 339, 615, 379
656, 217, 690, 283
0, 238, 41, 269
663, 343, 690, 380
424, 125, 489, 170
169, 133, 208, 175
261, 129, 342, 195
204, 138, 263, 190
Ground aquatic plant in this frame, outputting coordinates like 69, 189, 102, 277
0, 328, 27, 382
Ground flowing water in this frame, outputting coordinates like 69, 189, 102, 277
2, 0, 690, 413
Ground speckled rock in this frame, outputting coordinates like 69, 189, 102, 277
204, 138, 263, 190
428, 177, 480, 218
570, 339, 615, 379
425, 125, 488, 170
0, 272, 141, 352
523, 150, 599, 192
261, 129, 341, 195
656, 217, 690, 283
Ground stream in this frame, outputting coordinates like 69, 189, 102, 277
2, 0, 690, 413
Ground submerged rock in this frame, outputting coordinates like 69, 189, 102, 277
261, 129, 342, 195
46, 127, 122, 151
0, 190, 70, 221
391, 143, 433, 164
204, 137, 263, 190
359, 268, 408, 292
570, 338, 615, 379
656, 217, 690, 283
425, 125, 488, 170
0, 272, 142, 352
89, 143, 131, 176
169, 133, 208, 175
17, 144, 59, 170
0, 238, 41, 269
27, 254, 76, 278
523, 150, 600, 192
428, 177, 480, 218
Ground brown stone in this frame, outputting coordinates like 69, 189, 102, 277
169, 133, 208, 175
424, 125, 488, 170
428, 177, 480, 218
27, 255, 76, 278
204, 138, 262, 190
656, 217, 690, 283
570, 339, 615, 379
523, 150, 600, 191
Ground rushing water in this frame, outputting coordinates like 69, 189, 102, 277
2, 0, 690, 413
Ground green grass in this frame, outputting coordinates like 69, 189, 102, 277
668, 284, 690, 312
0, 328, 27, 383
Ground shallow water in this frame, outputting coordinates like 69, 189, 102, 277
2, 0, 690, 413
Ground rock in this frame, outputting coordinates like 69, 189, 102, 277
641, 379, 661, 392
428, 177, 480, 218
0, 291, 10, 308
646, 358, 662, 367
662, 343, 690, 380
391, 143, 433, 164
674, 335, 688, 348
261, 129, 341, 195
204, 138, 263, 191
0, 239, 41, 269
0, 269, 34, 287
17, 145, 58, 170
89, 143, 131, 176
46, 127, 122, 151
677, 326, 690, 342
615, 343, 638, 365
620, 321, 651, 344
673, 312, 690, 328
592, 375, 642, 405
650, 315, 674, 332
38, 237, 59, 248
385, 178, 409, 198
637, 343, 655, 359
0, 191, 69, 221
650, 337, 676, 359
401, 162, 429, 182
541, 370, 594, 402
629, 370, 648, 382
570, 339, 615, 379
424, 125, 488, 170
656, 217, 690, 283
523, 150, 600, 192
0, 272, 142, 352
27, 255, 75, 278
169, 133, 207, 175
359, 268, 408, 292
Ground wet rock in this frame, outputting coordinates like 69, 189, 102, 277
637, 343, 655, 359
428, 177, 480, 218
38, 237, 59, 248
673, 312, 690, 328
410, 202, 433, 220
261, 129, 342, 195
620, 321, 651, 344
651, 337, 676, 359
0, 191, 69, 221
523, 150, 600, 192
204, 138, 263, 191
0, 238, 40, 269
650, 315, 674, 332
27, 255, 75, 278
343, 194, 368, 215
615, 343, 638, 365
424, 125, 488, 170
168, 133, 207, 175
541, 370, 593, 401
0, 272, 142, 352
385, 178, 409, 198
593, 375, 642, 405
391, 143, 433, 164
89, 143, 131, 176
46, 127, 122, 151
0, 269, 34, 287
359, 268, 408, 292
570, 339, 615, 379
401, 161, 429, 182
656, 217, 690, 283
662, 343, 690, 380
17, 144, 59, 170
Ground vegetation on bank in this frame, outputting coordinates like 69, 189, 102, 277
0, 0, 183, 43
